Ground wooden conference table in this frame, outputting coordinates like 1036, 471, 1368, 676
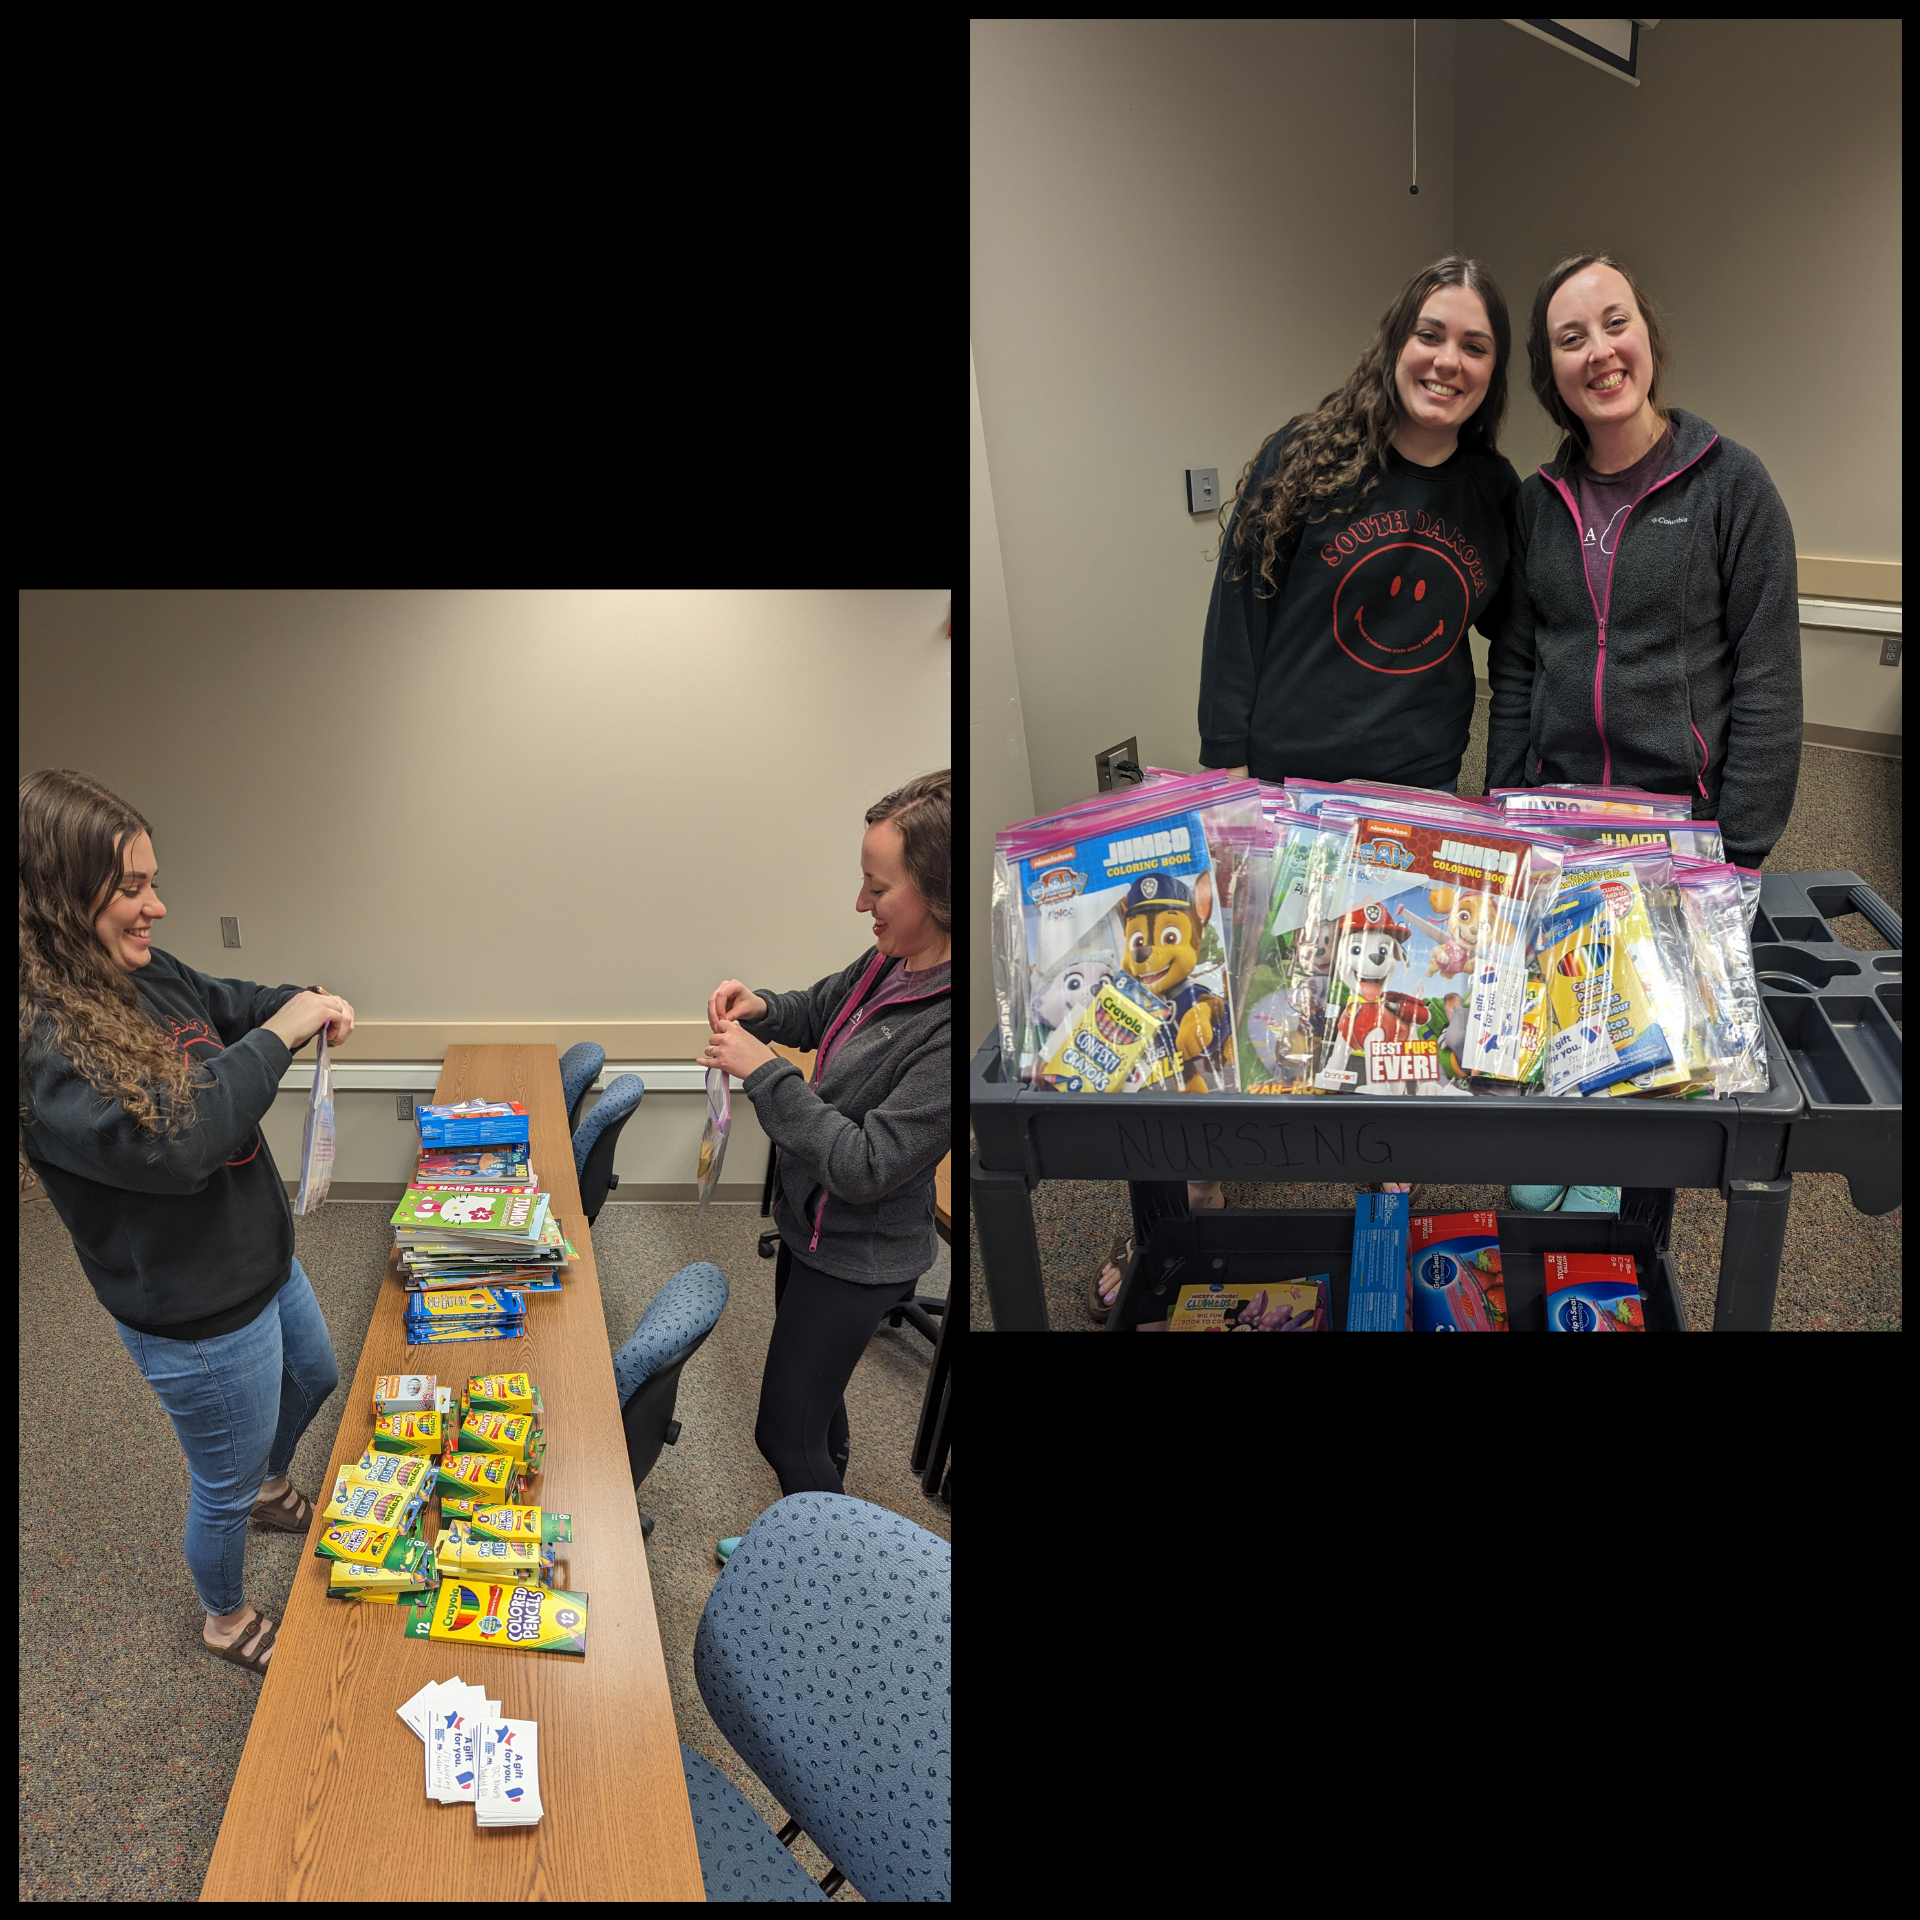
201, 1045, 704, 1902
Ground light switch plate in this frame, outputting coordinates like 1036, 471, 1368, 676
1186, 468, 1220, 516
221, 917, 241, 948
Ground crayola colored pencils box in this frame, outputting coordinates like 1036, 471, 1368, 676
1407, 1212, 1509, 1331
404, 1581, 589, 1656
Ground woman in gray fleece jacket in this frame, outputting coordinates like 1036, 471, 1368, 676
1487, 254, 1801, 871
697, 771, 950, 1529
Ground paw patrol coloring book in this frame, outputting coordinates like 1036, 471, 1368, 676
1311, 811, 1540, 1095
1015, 804, 1238, 1094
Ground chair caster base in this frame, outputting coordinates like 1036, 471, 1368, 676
639, 1513, 656, 1540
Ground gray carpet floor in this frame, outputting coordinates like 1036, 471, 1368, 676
18, 1193, 949, 1901
972, 710, 1902, 1332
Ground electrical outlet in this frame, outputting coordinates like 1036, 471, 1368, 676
221, 917, 241, 948
1881, 636, 1901, 667
1095, 736, 1141, 792
1185, 468, 1220, 515
397, 1093, 414, 1121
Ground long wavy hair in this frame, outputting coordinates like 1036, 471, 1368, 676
1527, 251, 1673, 471
19, 769, 203, 1164
1217, 255, 1512, 596
866, 768, 950, 937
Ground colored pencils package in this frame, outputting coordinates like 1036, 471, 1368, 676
1311, 805, 1558, 1091
404, 1580, 589, 1656
1671, 861, 1769, 1094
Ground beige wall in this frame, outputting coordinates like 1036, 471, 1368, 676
20, 589, 950, 1193
972, 18, 1901, 1050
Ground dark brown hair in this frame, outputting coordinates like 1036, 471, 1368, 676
19, 769, 204, 1157
1527, 252, 1673, 469
866, 769, 950, 936
1218, 255, 1512, 595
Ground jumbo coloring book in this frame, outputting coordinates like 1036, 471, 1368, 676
1016, 804, 1237, 1093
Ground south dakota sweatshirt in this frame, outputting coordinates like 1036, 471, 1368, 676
1197, 425, 1521, 786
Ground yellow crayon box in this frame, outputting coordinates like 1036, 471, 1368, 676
313, 1521, 431, 1573
455, 1409, 539, 1463
373, 1374, 436, 1415
403, 1580, 589, 1656
435, 1524, 554, 1585
467, 1504, 572, 1546
464, 1373, 542, 1418
435, 1450, 522, 1514
327, 1558, 436, 1600
370, 1409, 445, 1456
321, 1475, 419, 1533
1039, 978, 1165, 1093
345, 1450, 437, 1498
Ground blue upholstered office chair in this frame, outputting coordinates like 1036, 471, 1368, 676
612, 1260, 728, 1540
559, 1041, 606, 1133
573, 1072, 643, 1227
680, 1494, 951, 1902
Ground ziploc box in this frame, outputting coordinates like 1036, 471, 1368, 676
1544, 1251, 1647, 1332
374, 1374, 436, 1415
404, 1580, 589, 1656
416, 1100, 532, 1148
1407, 1212, 1509, 1332
1348, 1189, 1409, 1331
370, 1409, 445, 1456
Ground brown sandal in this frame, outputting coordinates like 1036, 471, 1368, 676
250, 1483, 315, 1532
201, 1607, 279, 1674
1089, 1228, 1134, 1324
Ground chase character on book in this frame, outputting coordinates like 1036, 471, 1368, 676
18, 769, 356, 1673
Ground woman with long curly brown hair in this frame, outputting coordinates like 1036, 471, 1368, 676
1094, 258, 1524, 1320
20, 769, 355, 1673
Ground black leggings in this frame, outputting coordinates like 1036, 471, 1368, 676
754, 1241, 918, 1497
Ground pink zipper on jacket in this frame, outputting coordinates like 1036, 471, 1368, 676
1539, 433, 1719, 794
776, 952, 950, 1254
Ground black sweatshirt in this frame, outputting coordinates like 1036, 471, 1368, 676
1198, 427, 1521, 786
21, 949, 312, 1340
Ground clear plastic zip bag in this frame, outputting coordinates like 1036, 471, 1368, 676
696, 1065, 731, 1209
293, 1027, 335, 1215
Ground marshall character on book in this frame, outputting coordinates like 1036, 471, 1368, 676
1121, 871, 1233, 1093
1331, 904, 1430, 1092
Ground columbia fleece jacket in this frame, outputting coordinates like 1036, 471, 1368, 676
1485, 407, 1801, 867
21, 948, 312, 1339
739, 947, 951, 1284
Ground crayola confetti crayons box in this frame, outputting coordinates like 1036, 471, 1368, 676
467, 1505, 572, 1546
1348, 1189, 1409, 1331
313, 1521, 432, 1573
1544, 1252, 1646, 1332
370, 1409, 444, 1456
374, 1374, 436, 1415
1407, 1212, 1509, 1332
404, 1580, 589, 1656
1038, 975, 1166, 1093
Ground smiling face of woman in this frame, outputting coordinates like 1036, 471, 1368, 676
1547, 263, 1657, 452
855, 819, 947, 969
91, 830, 167, 973
1392, 284, 1495, 443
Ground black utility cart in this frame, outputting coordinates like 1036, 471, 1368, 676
970, 871, 1901, 1332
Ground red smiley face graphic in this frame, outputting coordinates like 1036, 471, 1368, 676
1332, 543, 1471, 674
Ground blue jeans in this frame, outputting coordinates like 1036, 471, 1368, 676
113, 1259, 340, 1614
